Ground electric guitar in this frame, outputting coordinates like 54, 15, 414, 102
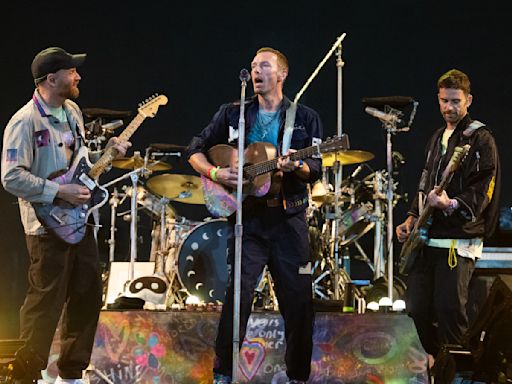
201, 135, 349, 217
32, 94, 168, 244
399, 144, 471, 274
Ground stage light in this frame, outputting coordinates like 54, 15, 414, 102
366, 301, 379, 311
392, 299, 406, 312
378, 296, 393, 312
185, 295, 200, 305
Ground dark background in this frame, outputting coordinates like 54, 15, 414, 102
1, 0, 510, 338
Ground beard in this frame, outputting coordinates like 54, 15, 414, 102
58, 83, 80, 100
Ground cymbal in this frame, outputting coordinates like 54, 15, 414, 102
146, 174, 204, 204
149, 143, 187, 152
322, 150, 374, 167
112, 157, 172, 171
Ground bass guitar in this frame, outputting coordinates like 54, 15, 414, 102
32, 94, 168, 244
399, 144, 471, 274
201, 135, 349, 217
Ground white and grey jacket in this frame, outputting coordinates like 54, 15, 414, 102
1, 90, 86, 235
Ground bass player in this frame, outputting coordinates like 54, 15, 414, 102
396, 69, 501, 370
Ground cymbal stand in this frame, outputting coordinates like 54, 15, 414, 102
127, 172, 139, 284
164, 216, 191, 306
107, 188, 120, 263
101, 166, 148, 293
372, 171, 386, 279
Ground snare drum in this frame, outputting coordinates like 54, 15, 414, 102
177, 219, 231, 303
125, 185, 176, 219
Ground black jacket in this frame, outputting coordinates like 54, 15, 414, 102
187, 96, 324, 215
408, 114, 501, 239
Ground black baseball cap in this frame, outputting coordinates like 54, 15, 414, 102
31, 47, 86, 85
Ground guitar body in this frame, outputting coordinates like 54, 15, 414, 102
31, 94, 168, 244
202, 142, 277, 217
32, 147, 109, 244
398, 144, 471, 275
399, 224, 429, 274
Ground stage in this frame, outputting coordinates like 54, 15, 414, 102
44, 311, 428, 383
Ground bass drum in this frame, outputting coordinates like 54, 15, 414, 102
177, 219, 231, 303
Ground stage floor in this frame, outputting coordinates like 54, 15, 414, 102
46, 311, 428, 383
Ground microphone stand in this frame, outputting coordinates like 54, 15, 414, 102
374, 105, 416, 301
232, 69, 250, 384
333, 39, 346, 299
293, 33, 347, 300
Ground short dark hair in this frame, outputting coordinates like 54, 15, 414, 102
256, 47, 289, 72
437, 69, 471, 95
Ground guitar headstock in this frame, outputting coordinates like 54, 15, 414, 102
138, 94, 168, 118
319, 134, 350, 153
447, 144, 471, 173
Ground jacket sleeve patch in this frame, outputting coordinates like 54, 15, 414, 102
5, 149, 17, 162
35, 129, 51, 147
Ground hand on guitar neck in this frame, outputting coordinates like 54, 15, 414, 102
396, 215, 417, 243
427, 188, 456, 211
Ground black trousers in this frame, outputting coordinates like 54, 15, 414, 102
214, 205, 314, 381
19, 229, 102, 379
406, 246, 475, 356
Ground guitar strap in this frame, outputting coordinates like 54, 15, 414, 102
281, 102, 297, 155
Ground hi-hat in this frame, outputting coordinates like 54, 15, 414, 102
147, 174, 204, 204
112, 156, 172, 171
322, 150, 374, 167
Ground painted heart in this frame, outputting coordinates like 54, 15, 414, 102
239, 338, 266, 380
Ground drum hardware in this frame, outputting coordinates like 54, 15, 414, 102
253, 266, 278, 311
146, 174, 205, 205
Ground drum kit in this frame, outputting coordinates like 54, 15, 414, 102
86, 105, 405, 311
104, 148, 234, 309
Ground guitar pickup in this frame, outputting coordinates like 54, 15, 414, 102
79, 173, 96, 190
50, 210, 64, 225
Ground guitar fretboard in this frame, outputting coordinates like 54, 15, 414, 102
88, 114, 146, 179
244, 145, 320, 178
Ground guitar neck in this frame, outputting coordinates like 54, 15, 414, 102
88, 114, 146, 179
413, 162, 456, 229
245, 145, 319, 177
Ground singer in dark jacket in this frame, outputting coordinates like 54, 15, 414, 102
187, 47, 323, 384
396, 69, 501, 363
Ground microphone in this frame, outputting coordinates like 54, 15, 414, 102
362, 96, 414, 107
101, 119, 123, 131
365, 107, 401, 124
239, 68, 250, 82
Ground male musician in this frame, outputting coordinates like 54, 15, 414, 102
1, 47, 130, 383
396, 69, 500, 367
187, 47, 323, 384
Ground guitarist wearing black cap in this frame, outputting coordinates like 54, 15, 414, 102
1, 47, 130, 383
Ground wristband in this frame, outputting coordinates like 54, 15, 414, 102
444, 198, 459, 216
209, 166, 220, 181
